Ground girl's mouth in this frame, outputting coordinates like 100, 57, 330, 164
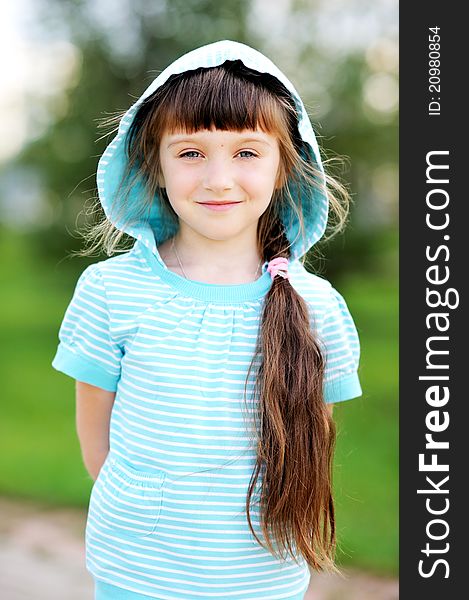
196, 202, 243, 212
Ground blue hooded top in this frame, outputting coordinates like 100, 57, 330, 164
52, 40, 362, 600
97, 39, 328, 265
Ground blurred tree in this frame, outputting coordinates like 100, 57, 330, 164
307, 53, 398, 280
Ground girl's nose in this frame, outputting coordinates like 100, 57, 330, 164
202, 157, 234, 193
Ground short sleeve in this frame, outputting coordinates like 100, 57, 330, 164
319, 287, 362, 404
51, 264, 123, 392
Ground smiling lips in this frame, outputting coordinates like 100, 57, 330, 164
197, 201, 242, 212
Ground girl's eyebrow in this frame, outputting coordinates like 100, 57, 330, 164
167, 136, 272, 148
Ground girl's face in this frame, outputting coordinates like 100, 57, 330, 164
158, 127, 281, 244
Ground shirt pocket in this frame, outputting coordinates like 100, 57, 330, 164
90, 455, 166, 538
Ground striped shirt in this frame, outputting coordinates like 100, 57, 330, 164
52, 240, 361, 599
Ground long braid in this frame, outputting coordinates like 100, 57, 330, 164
245, 209, 338, 571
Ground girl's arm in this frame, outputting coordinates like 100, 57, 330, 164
75, 380, 115, 481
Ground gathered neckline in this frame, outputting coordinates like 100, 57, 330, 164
138, 241, 272, 303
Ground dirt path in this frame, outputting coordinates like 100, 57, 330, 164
0, 497, 398, 599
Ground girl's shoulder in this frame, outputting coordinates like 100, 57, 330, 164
89, 243, 165, 294
289, 259, 337, 308
289, 261, 362, 403
289, 259, 359, 333
74, 243, 177, 323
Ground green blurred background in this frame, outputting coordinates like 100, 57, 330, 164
0, 0, 398, 577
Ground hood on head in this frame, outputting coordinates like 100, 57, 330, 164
96, 39, 329, 263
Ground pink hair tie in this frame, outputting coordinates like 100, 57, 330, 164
267, 257, 290, 281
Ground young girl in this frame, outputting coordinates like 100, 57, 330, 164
52, 40, 362, 600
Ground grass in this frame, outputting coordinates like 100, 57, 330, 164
331, 272, 398, 575
0, 229, 398, 575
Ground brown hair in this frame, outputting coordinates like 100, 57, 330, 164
76, 60, 351, 573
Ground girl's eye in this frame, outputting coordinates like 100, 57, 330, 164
238, 150, 257, 159
179, 151, 202, 159
178, 150, 258, 159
